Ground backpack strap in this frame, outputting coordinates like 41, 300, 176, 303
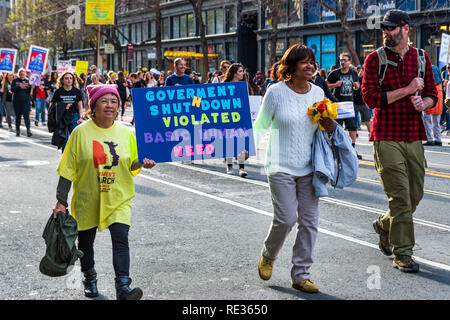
417, 48, 426, 79
376, 47, 398, 87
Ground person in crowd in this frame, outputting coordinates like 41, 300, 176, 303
46, 71, 59, 105
1, 73, 15, 132
52, 84, 156, 300
255, 43, 335, 294
129, 73, 142, 125
11, 68, 32, 137
327, 52, 363, 159
51, 71, 84, 151
115, 71, 128, 121
107, 71, 117, 85
313, 62, 338, 103
362, 9, 437, 273
156, 72, 166, 87
212, 60, 231, 83
32, 74, 48, 126
440, 65, 449, 135
85, 65, 98, 86
90, 73, 101, 86
222, 63, 252, 177
165, 58, 194, 86
144, 72, 157, 88
354, 65, 372, 134
185, 68, 200, 84
265, 61, 281, 89
422, 64, 443, 146
253, 71, 266, 95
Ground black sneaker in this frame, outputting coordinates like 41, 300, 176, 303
372, 219, 392, 256
434, 141, 442, 146
423, 141, 434, 146
392, 255, 419, 273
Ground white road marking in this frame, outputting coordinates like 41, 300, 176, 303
138, 171, 450, 272
4, 129, 450, 271
167, 162, 450, 232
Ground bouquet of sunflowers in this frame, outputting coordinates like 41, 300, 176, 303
307, 98, 338, 130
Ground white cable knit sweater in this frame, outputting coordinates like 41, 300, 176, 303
254, 81, 324, 176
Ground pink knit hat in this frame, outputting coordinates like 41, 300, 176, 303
86, 84, 121, 109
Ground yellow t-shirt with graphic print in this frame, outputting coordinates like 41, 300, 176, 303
57, 119, 141, 231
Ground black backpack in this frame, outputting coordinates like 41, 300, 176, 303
376, 47, 426, 87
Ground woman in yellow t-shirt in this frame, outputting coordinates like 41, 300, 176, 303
52, 84, 156, 300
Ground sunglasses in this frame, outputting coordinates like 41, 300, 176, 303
381, 25, 399, 31
340, 59, 349, 62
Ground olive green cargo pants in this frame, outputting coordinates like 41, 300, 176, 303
373, 140, 426, 257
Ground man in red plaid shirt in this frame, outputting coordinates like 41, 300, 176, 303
361, 9, 437, 273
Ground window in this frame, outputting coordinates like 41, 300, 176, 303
162, 18, 169, 40
188, 14, 195, 37
172, 16, 180, 38
180, 14, 187, 38
288, 0, 301, 25
306, 34, 337, 71
216, 9, 224, 34
137, 22, 143, 43
206, 10, 215, 35
226, 6, 236, 32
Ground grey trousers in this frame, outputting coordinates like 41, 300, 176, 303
262, 172, 319, 283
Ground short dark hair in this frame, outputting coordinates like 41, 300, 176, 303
278, 44, 316, 81
340, 52, 351, 61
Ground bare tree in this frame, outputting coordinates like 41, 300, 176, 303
259, 0, 280, 67
294, 0, 361, 66
188, 0, 209, 83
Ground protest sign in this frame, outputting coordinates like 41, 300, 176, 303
25, 45, 49, 74
29, 71, 43, 87
75, 61, 89, 75
0, 48, 17, 73
57, 60, 72, 73
85, 0, 115, 25
336, 101, 355, 119
439, 33, 450, 64
248, 95, 262, 123
131, 82, 256, 163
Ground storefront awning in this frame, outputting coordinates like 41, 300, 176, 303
164, 51, 219, 59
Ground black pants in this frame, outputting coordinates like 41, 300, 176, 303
13, 100, 31, 131
78, 223, 130, 278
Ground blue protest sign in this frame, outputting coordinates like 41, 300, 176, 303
131, 82, 256, 163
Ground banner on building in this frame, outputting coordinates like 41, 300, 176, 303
75, 61, 89, 75
127, 44, 134, 62
0, 48, 17, 73
131, 82, 256, 163
25, 45, 50, 74
85, 0, 115, 25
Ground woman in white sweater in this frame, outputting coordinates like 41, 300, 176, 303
255, 44, 336, 293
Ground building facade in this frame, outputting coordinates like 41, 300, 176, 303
40, 0, 450, 76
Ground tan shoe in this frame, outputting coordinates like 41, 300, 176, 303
258, 256, 274, 281
292, 279, 319, 293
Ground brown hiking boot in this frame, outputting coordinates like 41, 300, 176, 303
393, 255, 419, 273
373, 219, 392, 256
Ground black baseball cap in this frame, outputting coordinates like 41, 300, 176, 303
380, 9, 411, 27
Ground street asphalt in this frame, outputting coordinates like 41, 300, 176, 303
0, 109, 449, 302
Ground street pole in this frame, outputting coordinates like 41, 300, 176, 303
97, 24, 101, 73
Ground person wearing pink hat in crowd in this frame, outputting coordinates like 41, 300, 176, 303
52, 84, 156, 300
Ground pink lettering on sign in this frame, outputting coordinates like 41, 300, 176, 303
172, 144, 215, 157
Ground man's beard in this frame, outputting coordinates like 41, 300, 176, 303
384, 30, 404, 47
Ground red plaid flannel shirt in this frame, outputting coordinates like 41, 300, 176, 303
361, 46, 437, 141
